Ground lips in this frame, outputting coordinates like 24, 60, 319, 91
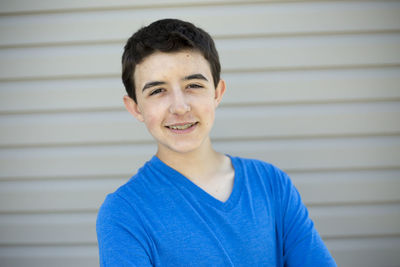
165, 122, 198, 130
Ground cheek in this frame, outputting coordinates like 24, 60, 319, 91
140, 105, 162, 130
140, 98, 170, 130
201, 102, 216, 126
143, 113, 159, 129
202, 96, 216, 112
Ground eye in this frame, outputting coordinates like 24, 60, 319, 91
149, 88, 164, 96
187, 83, 203, 89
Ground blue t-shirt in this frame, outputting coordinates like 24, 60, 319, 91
96, 155, 336, 266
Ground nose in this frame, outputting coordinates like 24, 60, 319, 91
169, 90, 191, 115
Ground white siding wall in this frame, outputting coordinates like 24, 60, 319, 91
0, 1, 399, 266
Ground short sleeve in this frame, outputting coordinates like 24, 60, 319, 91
274, 169, 337, 267
96, 193, 153, 267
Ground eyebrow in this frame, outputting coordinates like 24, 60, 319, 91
142, 81, 166, 92
141, 73, 208, 93
183, 73, 208, 82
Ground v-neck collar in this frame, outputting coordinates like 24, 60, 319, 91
148, 155, 243, 212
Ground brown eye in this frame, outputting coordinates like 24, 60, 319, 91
187, 84, 203, 89
150, 88, 164, 96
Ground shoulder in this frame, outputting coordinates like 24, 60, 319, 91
230, 155, 294, 195
97, 173, 144, 225
97, 156, 180, 225
96, 163, 158, 266
230, 155, 288, 180
97, 159, 158, 225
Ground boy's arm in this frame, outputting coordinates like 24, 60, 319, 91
277, 171, 337, 266
96, 194, 153, 267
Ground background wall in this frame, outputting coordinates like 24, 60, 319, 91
0, 0, 399, 266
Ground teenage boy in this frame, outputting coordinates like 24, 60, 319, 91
97, 19, 336, 266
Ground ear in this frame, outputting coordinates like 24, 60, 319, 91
123, 95, 144, 122
214, 79, 226, 107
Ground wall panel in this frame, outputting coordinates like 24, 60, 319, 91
1, 101, 399, 146
1, 137, 399, 179
1, 67, 400, 113
1, 237, 400, 267
1, 1, 399, 46
1, 204, 399, 245
1, 34, 400, 80
1, 169, 399, 213
0, 1, 399, 266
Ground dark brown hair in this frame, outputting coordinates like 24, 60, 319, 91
122, 19, 221, 103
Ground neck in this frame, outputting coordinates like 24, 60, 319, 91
156, 139, 225, 182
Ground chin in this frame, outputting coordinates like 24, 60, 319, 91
170, 145, 199, 154
161, 141, 203, 155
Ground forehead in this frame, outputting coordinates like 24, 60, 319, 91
134, 50, 212, 86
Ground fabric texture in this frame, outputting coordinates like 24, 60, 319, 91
96, 155, 336, 266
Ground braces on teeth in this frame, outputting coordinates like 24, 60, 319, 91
168, 123, 195, 130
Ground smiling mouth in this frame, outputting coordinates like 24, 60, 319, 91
166, 122, 198, 130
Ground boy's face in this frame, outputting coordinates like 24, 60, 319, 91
124, 50, 225, 156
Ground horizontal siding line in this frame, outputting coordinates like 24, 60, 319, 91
0, 132, 399, 150
3, 30, 399, 49
1, 201, 400, 216
2, 29, 400, 50
211, 133, 400, 143
9, 64, 394, 84
326, 235, 400, 242
0, 244, 96, 248
0, 73, 117, 83
0, 174, 129, 183
0, 1, 263, 15
0, 0, 361, 16
0, 204, 400, 217
0, 236, 398, 248
0, 236, 396, 245
0, 203, 396, 216
220, 98, 400, 108
0, 209, 99, 216
323, 233, 400, 241
214, 29, 400, 40
0, 242, 97, 248
1, 63, 400, 83
0, 140, 155, 149
1, 166, 400, 183
1, 30, 399, 50
0, 164, 399, 183
0, 245, 98, 253
0, 133, 398, 149
0, 107, 126, 116
0, 100, 390, 117
0, 75, 98, 83
0, 62, 398, 83
259, 166, 400, 176
289, 166, 400, 175
1, 168, 398, 185
307, 199, 400, 208
0, 39, 121, 50
0, 63, 397, 80
0, 97, 400, 116
1, 98, 399, 116
222, 63, 400, 75
0, 201, 398, 215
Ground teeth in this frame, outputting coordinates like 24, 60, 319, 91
168, 123, 195, 130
